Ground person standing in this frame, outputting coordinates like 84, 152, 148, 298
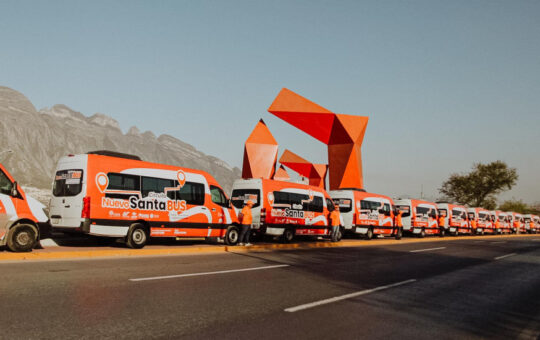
438, 213, 446, 233
238, 200, 253, 246
329, 205, 341, 242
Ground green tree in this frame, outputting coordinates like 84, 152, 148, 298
499, 200, 531, 214
439, 161, 518, 209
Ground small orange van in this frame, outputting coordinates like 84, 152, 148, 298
0, 163, 48, 252
394, 199, 442, 237
329, 189, 401, 240
436, 203, 471, 235
230, 178, 337, 242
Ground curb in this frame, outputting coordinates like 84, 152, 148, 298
0, 234, 537, 262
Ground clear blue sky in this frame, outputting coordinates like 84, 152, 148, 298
1, 0, 539, 203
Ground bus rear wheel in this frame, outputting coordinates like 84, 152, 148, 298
7, 224, 38, 252
282, 228, 295, 243
365, 228, 373, 240
126, 223, 148, 249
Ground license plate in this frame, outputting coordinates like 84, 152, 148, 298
51, 218, 60, 225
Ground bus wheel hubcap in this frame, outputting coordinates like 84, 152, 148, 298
17, 232, 30, 245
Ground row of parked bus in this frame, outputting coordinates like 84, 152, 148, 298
0, 151, 538, 252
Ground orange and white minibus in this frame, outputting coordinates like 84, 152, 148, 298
495, 211, 510, 234
1, 163, 48, 252
49, 151, 240, 248
467, 208, 489, 235
511, 213, 526, 233
394, 199, 441, 237
523, 214, 538, 234
230, 178, 337, 242
329, 189, 401, 240
436, 203, 470, 235
485, 211, 499, 234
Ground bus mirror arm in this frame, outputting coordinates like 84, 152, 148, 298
11, 181, 18, 197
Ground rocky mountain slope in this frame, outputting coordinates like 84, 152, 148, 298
0, 86, 240, 202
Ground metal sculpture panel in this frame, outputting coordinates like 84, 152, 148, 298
279, 149, 328, 189
268, 88, 368, 190
242, 119, 278, 179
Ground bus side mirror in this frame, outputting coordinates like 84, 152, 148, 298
10, 181, 18, 197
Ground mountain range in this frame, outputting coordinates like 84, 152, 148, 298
0, 86, 240, 203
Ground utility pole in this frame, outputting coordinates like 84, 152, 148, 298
421, 184, 424, 200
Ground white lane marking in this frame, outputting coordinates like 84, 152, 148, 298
284, 279, 416, 313
494, 253, 517, 260
491, 241, 506, 244
129, 264, 289, 282
409, 247, 446, 253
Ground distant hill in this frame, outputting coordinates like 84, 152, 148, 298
0, 86, 240, 202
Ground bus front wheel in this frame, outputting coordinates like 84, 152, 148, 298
7, 224, 38, 252
126, 223, 148, 249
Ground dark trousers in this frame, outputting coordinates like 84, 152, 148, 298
239, 224, 251, 243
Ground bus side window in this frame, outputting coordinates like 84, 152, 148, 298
306, 196, 323, 212
326, 198, 335, 211
210, 185, 228, 207
106, 173, 141, 200
141, 177, 174, 198
0, 169, 13, 195
175, 182, 205, 205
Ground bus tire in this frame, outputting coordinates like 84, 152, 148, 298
126, 223, 148, 249
282, 228, 295, 243
395, 227, 402, 240
419, 228, 426, 238
224, 225, 239, 245
7, 224, 38, 252
365, 228, 373, 240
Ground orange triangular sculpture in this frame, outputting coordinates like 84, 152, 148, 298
242, 119, 278, 179
273, 165, 290, 181
268, 88, 369, 190
279, 149, 328, 189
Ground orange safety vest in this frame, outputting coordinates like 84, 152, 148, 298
330, 210, 341, 227
471, 220, 477, 228
396, 212, 403, 227
438, 216, 445, 227
240, 206, 253, 225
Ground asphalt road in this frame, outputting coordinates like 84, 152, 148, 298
0, 236, 539, 339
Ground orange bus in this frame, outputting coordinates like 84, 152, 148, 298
1, 162, 48, 252
437, 203, 471, 235
49, 151, 240, 248
394, 199, 442, 237
329, 189, 401, 240
230, 178, 337, 242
